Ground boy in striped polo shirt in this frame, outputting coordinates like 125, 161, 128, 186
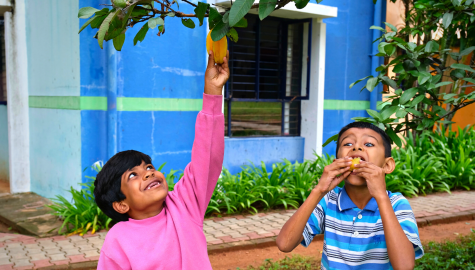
277, 122, 423, 269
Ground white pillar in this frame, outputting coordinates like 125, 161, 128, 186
300, 19, 326, 159
5, 0, 31, 193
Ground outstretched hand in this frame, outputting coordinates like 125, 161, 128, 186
204, 50, 230, 96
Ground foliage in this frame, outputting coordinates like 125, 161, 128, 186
415, 230, 475, 269
47, 161, 113, 236
324, 0, 475, 148
239, 255, 319, 270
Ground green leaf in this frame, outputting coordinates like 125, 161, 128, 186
211, 20, 229, 41
384, 22, 397, 32
98, 10, 119, 49
366, 109, 382, 121
181, 18, 196, 29
370, 25, 385, 32
381, 76, 398, 89
393, 64, 404, 73
451, 63, 475, 73
386, 127, 402, 147
425, 40, 439, 53
366, 77, 379, 92
410, 95, 425, 107
400, 87, 418, 104
90, 14, 108, 29
418, 71, 431, 85
223, 12, 229, 23
442, 12, 453, 29
294, 0, 309, 9
435, 81, 453, 88
407, 42, 417, 51
229, 0, 255, 27
209, 7, 223, 30
459, 46, 475, 57
78, 7, 100, 19
452, 0, 462, 6
194, 2, 209, 27
378, 42, 389, 54
349, 76, 372, 89
396, 109, 408, 118
322, 134, 338, 147
462, 78, 475, 84
133, 23, 149, 45
148, 17, 164, 29
260, 0, 279, 20
167, 12, 175, 17
78, 15, 96, 34
406, 108, 422, 117
113, 33, 126, 51
471, 15, 475, 23
227, 28, 238, 42
112, 0, 127, 8
381, 106, 398, 120
384, 44, 396, 56
234, 17, 248, 28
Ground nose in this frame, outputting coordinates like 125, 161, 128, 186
353, 143, 363, 152
143, 170, 155, 181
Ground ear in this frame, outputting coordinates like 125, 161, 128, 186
383, 157, 396, 174
112, 200, 130, 214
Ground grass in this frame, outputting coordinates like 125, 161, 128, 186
238, 255, 319, 270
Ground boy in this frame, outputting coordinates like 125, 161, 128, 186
93, 51, 229, 270
277, 122, 423, 269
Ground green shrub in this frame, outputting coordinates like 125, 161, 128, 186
239, 255, 319, 270
415, 230, 475, 269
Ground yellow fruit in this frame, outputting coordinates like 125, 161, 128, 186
349, 158, 360, 171
206, 30, 227, 64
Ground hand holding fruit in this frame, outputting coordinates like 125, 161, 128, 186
352, 161, 387, 200
314, 157, 352, 194
204, 30, 230, 96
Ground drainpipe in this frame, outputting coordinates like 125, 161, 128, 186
107, 42, 118, 158
370, 0, 386, 111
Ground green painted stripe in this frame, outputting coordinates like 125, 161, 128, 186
117, 97, 203, 111
324, 99, 370, 110
29, 96, 107, 111
324, 100, 384, 111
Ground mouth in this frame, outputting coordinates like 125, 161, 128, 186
349, 155, 366, 162
143, 179, 163, 191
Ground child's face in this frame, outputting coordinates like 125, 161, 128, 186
113, 161, 168, 220
337, 128, 392, 187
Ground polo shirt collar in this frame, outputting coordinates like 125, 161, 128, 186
337, 186, 379, 212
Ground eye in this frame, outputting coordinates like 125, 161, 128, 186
344, 143, 353, 146
365, 142, 374, 147
146, 165, 153, 170
129, 173, 136, 179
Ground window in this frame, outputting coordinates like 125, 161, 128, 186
224, 15, 311, 137
0, 17, 6, 104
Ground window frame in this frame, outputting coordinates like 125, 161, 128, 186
224, 16, 313, 138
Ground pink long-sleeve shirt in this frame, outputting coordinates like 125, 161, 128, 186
97, 94, 224, 270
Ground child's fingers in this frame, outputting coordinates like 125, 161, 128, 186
221, 50, 230, 72
207, 50, 215, 69
331, 166, 350, 177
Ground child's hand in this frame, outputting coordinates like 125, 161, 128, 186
353, 161, 387, 200
204, 50, 230, 96
314, 157, 352, 194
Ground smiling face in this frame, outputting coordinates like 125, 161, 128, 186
112, 161, 168, 220
336, 128, 392, 186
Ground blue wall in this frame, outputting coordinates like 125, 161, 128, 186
321, 0, 384, 156
223, 137, 305, 174
0, 105, 8, 183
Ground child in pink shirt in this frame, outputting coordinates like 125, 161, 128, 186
93, 51, 229, 270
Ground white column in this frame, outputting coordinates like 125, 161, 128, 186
300, 19, 326, 159
5, 0, 31, 193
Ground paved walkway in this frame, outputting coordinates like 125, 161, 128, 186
1, 190, 475, 270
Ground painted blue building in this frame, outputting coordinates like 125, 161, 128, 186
0, 0, 385, 200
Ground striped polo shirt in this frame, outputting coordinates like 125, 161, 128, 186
301, 186, 423, 269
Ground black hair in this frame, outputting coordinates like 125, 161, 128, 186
94, 150, 152, 222
335, 122, 392, 158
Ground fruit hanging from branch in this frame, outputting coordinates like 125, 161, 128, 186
206, 30, 228, 64
78, 0, 325, 51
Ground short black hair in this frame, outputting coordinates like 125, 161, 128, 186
94, 150, 152, 222
335, 122, 392, 158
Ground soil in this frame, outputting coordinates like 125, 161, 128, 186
0, 220, 18, 234
208, 220, 475, 270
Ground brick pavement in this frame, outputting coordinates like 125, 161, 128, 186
0, 190, 474, 269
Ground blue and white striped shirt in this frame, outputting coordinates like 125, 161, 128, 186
301, 186, 423, 270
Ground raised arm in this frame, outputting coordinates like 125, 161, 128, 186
169, 51, 229, 222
